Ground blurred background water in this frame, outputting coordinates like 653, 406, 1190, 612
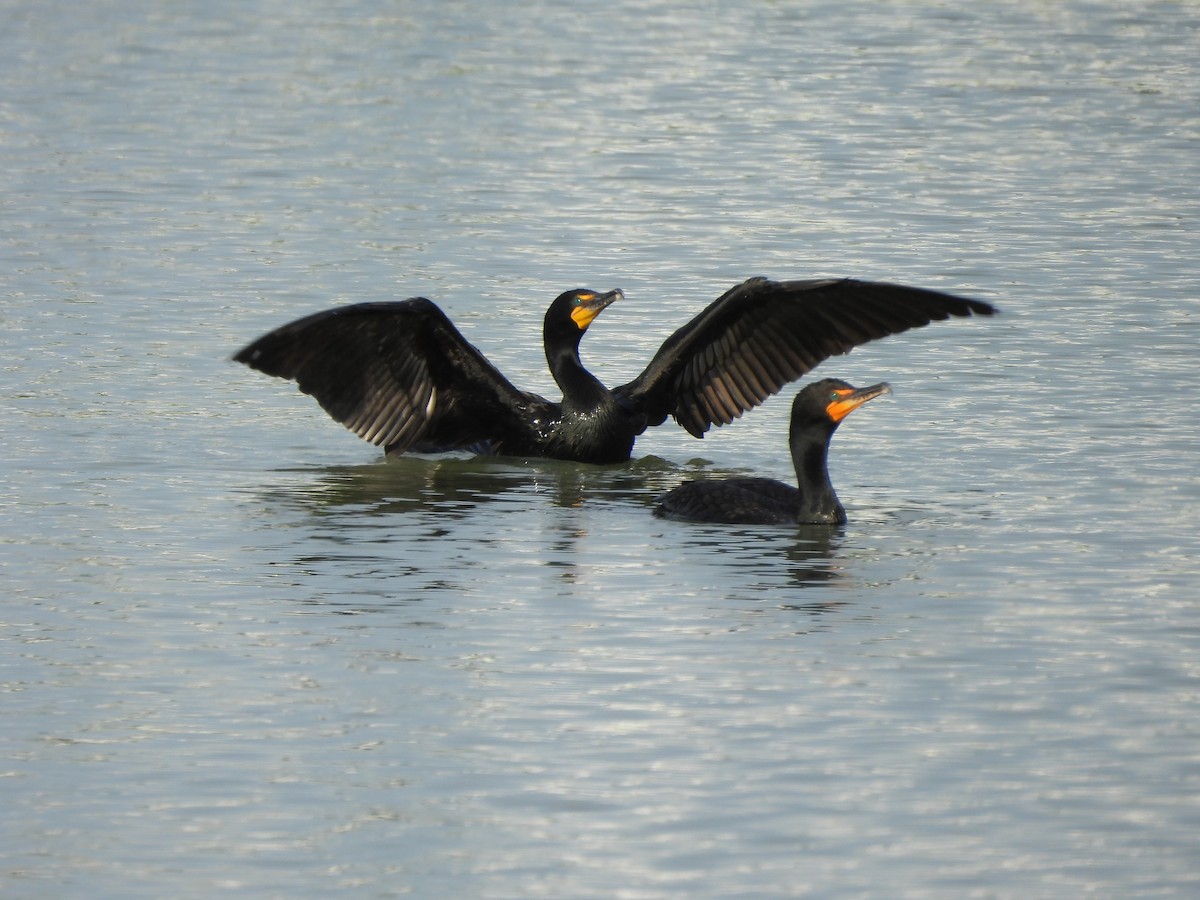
2, 1, 1198, 896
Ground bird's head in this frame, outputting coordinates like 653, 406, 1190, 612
545, 288, 623, 343
794, 378, 892, 429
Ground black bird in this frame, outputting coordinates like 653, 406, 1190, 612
655, 378, 891, 525
234, 277, 994, 464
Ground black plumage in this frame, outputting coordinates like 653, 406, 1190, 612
655, 378, 892, 525
234, 276, 994, 464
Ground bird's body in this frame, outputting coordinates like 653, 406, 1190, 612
656, 477, 813, 526
234, 277, 994, 464
655, 379, 892, 525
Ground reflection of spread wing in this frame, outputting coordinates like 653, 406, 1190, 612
617, 277, 996, 437
234, 298, 546, 453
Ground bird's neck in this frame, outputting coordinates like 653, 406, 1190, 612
789, 424, 846, 524
548, 344, 612, 414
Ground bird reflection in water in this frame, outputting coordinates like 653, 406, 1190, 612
253, 454, 679, 518
242, 455, 870, 632
663, 514, 852, 594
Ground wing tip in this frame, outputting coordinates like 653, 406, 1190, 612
231, 345, 258, 366
945, 290, 998, 317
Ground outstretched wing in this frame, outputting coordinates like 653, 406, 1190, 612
616, 277, 996, 437
233, 298, 544, 454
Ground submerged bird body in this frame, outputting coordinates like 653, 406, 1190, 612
234, 277, 994, 463
655, 379, 892, 525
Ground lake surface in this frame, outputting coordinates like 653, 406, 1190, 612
3, 1, 1199, 896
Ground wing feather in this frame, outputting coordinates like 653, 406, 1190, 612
615, 277, 995, 437
234, 298, 542, 454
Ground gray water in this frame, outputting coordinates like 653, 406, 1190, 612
3, 1, 1199, 896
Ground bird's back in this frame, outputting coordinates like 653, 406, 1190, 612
654, 477, 805, 525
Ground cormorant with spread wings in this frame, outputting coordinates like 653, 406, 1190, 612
234, 276, 995, 464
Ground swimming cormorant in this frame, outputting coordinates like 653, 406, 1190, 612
233, 277, 994, 464
654, 378, 891, 525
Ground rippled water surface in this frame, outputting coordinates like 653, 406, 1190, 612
3, 1, 1199, 896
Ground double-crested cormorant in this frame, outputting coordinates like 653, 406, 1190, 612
234, 276, 994, 464
654, 378, 891, 525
